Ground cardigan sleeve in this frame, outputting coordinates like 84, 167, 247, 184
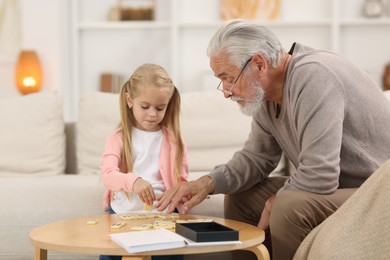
159, 127, 189, 189
100, 129, 140, 192
179, 142, 189, 183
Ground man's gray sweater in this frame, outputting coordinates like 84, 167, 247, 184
210, 43, 390, 195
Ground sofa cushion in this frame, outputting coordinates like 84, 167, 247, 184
186, 171, 225, 218
0, 92, 65, 176
293, 159, 390, 260
76, 91, 252, 174
77, 91, 120, 175
384, 90, 390, 101
180, 91, 252, 171
0, 175, 104, 259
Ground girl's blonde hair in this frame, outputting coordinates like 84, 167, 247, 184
118, 63, 184, 184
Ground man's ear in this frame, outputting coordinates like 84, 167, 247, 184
253, 54, 268, 76
125, 92, 133, 109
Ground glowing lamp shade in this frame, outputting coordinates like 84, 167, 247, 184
15, 50, 43, 95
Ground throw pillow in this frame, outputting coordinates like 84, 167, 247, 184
180, 91, 252, 170
0, 92, 65, 176
77, 91, 120, 175
180, 90, 251, 149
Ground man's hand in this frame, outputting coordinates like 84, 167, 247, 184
133, 178, 155, 206
156, 176, 215, 214
258, 195, 276, 230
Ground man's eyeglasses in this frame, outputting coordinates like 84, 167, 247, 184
216, 58, 252, 96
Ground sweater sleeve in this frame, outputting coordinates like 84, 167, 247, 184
209, 115, 283, 194
100, 130, 140, 192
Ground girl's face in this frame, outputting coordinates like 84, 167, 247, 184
126, 86, 172, 132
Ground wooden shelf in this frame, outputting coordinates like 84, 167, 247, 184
77, 21, 171, 30
68, 0, 390, 120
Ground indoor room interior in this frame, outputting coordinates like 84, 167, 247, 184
1, 0, 390, 120
1, 0, 390, 259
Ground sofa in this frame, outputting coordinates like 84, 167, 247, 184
293, 158, 390, 260
0, 90, 288, 260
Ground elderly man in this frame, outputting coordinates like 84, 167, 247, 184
156, 20, 390, 259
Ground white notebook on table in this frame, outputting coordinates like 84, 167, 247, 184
110, 228, 186, 253
110, 228, 242, 253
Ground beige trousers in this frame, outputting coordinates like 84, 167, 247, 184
224, 177, 356, 260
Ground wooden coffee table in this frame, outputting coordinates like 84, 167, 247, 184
29, 213, 269, 260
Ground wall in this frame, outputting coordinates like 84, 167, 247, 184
1, 0, 390, 122
0, 0, 20, 98
0, 0, 70, 118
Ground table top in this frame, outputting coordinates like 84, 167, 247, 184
29, 213, 265, 256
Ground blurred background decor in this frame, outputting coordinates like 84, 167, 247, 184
100, 73, 123, 93
362, 0, 386, 18
118, 0, 155, 21
383, 63, 390, 90
220, 0, 281, 21
15, 50, 42, 95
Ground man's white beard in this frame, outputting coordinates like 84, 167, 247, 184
236, 83, 265, 116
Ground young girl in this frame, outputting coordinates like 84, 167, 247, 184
100, 64, 188, 260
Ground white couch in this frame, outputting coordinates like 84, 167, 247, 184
293, 158, 390, 260
0, 90, 268, 260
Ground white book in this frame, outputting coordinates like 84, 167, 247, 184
110, 228, 186, 253
110, 228, 243, 254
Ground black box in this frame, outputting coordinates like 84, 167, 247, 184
175, 222, 239, 242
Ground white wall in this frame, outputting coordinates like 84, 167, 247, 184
0, 0, 21, 97
1, 0, 390, 122
0, 0, 70, 117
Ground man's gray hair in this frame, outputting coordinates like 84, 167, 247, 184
207, 19, 284, 68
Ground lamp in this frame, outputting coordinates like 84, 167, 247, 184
15, 50, 43, 95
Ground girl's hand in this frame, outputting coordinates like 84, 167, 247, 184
133, 178, 155, 206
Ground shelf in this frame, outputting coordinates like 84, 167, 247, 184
178, 20, 333, 29
178, 21, 223, 29
79, 18, 390, 31
68, 0, 390, 121
340, 18, 390, 26
77, 21, 171, 30
261, 20, 332, 27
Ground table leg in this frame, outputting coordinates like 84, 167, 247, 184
34, 247, 47, 260
121, 256, 151, 260
246, 244, 270, 260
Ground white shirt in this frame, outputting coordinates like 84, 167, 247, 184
111, 128, 165, 213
